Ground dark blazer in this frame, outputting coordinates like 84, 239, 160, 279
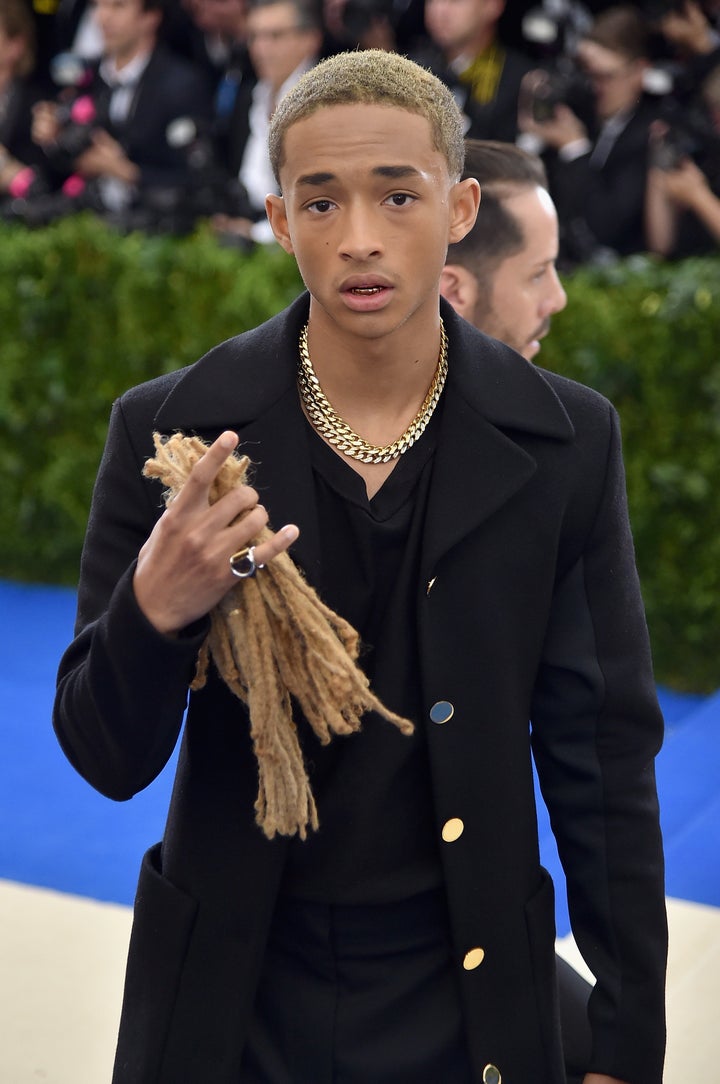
409, 41, 533, 143
548, 95, 663, 259
42, 44, 214, 194
53, 296, 667, 1084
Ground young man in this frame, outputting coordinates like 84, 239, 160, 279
53, 50, 667, 1084
441, 139, 567, 361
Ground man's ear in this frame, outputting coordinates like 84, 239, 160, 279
439, 264, 479, 323
265, 194, 294, 254
448, 177, 480, 244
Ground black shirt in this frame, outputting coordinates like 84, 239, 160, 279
282, 413, 444, 904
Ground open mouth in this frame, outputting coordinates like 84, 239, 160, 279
348, 286, 384, 295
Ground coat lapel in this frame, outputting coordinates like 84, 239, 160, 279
422, 305, 575, 578
151, 295, 575, 586
153, 294, 322, 582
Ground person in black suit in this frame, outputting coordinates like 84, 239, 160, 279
211, 0, 323, 244
518, 5, 667, 264
0, 0, 48, 197
410, 0, 535, 143
54, 49, 667, 1084
30, 0, 213, 221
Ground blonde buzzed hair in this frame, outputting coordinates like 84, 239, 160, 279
268, 50, 466, 185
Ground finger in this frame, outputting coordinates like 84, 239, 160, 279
229, 524, 300, 578
173, 430, 240, 508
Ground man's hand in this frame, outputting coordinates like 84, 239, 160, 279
133, 431, 300, 634
518, 72, 588, 150
31, 101, 61, 147
659, 0, 715, 54
75, 129, 140, 184
656, 156, 711, 209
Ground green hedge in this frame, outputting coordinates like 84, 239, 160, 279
1, 218, 718, 691
540, 256, 720, 693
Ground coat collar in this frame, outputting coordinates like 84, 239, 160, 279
154, 294, 574, 441
154, 295, 575, 578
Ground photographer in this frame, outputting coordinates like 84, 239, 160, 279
0, 0, 48, 201
519, 5, 667, 264
28, 0, 212, 228
211, 0, 323, 246
646, 63, 720, 253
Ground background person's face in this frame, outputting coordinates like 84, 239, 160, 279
475, 187, 566, 361
578, 40, 647, 120
246, 2, 316, 91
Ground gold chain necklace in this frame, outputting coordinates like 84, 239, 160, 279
297, 321, 448, 465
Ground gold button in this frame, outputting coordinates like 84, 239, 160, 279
429, 700, 454, 724
482, 1065, 501, 1084
426, 576, 437, 595
463, 946, 485, 970
441, 817, 464, 843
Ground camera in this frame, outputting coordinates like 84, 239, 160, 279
520, 0, 593, 123
649, 125, 697, 170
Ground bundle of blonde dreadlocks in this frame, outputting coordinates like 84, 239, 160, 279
143, 432, 414, 840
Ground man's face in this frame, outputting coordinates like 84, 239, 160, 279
462, 186, 566, 361
578, 41, 647, 120
267, 103, 478, 344
246, 2, 318, 91
424, 0, 502, 57
94, 0, 159, 63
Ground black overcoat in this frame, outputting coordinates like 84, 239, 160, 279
54, 296, 667, 1084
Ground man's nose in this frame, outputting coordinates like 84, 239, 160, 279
544, 269, 567, 316
339, 204, 383, 261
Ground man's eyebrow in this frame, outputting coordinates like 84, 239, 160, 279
373, 165, 423, 179
296, 171, 335, 187
295, 165, 424, 187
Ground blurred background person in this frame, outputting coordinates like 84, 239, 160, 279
29, 0, 213, 228
174, 0, 251, 93
410, 0, 534, 142
211, 0, 322, 245
321, 0, 425, 52
646, 61, 720, 254
519, 5, 667, 265
0, 0, 48, 199
440, 138, 567, 360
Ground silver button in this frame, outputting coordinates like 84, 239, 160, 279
429, 700, 454, 724
482, 1065, 501, 1084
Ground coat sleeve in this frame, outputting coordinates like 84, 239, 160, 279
53, 395, 208, 801
530, 403, 667, 1084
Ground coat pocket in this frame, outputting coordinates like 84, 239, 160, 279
112, 842, 198, 1084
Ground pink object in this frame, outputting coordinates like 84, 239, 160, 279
8, 167, 36, 199
62, 174, 86, 198
70, 95, 96, 126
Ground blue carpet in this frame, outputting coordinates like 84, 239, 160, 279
1, 581, 717, 938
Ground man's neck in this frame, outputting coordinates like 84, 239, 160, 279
110, 38, 155, 73
446, 27, 497, 66
306, 316, 443, 432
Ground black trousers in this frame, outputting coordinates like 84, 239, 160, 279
239, 890, 592, 1083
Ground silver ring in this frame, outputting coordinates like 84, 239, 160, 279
229, 545, 260, 579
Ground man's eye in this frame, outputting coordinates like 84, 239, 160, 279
386, 193, 415, 207
308, 199, 334, 213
